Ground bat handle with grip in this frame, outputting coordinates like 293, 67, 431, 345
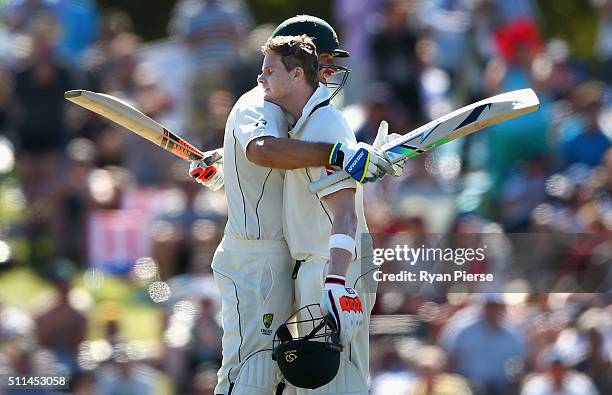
307, 170, 350, 193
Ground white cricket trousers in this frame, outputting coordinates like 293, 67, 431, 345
292, 252, 378, 395
211, 237, 294, 395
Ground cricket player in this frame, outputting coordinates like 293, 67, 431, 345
189, 16, 394, 395
258, 35, 377, 394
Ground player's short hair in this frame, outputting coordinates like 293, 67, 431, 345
262, 35, 319, 90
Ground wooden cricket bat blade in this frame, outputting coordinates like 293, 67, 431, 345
308, 88, 540, 193
64, 89, 206, 161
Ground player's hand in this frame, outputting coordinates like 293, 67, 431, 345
189, 149, 224, 191
329, 141, 394, 183
373, 120, 406, 177
320, 275, 364, 347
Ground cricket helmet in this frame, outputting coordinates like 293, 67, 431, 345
272, 15, 349, 57
273, 15, 350, 100
272, 304, 343, 389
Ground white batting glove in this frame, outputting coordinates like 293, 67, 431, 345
189, 149, 224, 191
373, 120, 406, 177
329, 141, 394, 184
320, 275, 364, 347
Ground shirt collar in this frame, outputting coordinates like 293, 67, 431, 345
288, 83, 330, 138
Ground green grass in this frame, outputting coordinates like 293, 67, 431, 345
0, 266, 50, 309
0, 266, 163, 342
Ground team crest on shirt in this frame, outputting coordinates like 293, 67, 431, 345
261, 313, 274, 335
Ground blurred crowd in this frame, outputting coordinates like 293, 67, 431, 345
0, 0, 611, 394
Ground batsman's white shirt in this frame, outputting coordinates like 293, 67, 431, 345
284, 85, 376, 394
222, 85, 287, 241
283, 85, 369, 259
213, 86, 293, 395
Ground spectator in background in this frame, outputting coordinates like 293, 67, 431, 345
559, 81, 611, 168
545, 39, 585, 102
35, 260, 86, 375
123, 70, 176, 185
168, 0, 252, 147
190, 294, 222, 368
7, 16, 73, 274
370, 341, 416, 395
100, 32, 141, 94
371, 0, 422, 123
333, 0, 381, 104
484, 18, 551, 203
418, 0, 472, 80
355, 83, 404, 144
440, 294, 525, 395
498, 156, 548, 231
10, 13, 74, 201
413, 32, 453, 122
521, 349, 599, 395
80, 9, 135, 92
227, 23, 275, 99
407, 345, 472, 395
53, 138, 96, 263
4, 0, 62, 34
4, 0, 99, 63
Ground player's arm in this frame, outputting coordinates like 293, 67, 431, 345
246, 136, 394, 183
319, 187, 363, 346
246, 136, 331, 169
321, 188, 357, 277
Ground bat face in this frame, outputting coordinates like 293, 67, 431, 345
307, 88, 540, 193
65, 90, 205, 161
381, 89, 539, 164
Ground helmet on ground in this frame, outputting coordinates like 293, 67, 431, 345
272, 304, 343, 389
272, 15, 350, 100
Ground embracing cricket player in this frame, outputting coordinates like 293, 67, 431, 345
189, 16, 395, 395
257, 35, 382, 394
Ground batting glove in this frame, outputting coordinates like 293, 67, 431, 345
373, 120, 406, 177
329, 141, 394, 183
189, 149, 224, 191
320, 275, 364, 347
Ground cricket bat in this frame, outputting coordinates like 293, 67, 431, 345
64, 90, 220, 165
308, 88, 540, 193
